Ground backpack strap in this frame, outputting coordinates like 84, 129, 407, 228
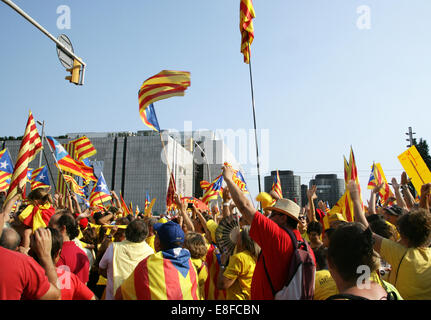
261, 253, 277, 296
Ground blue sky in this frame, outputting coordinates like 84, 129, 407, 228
1, 0, 430, 202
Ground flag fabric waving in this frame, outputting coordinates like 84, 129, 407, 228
46, 136, 97, 183
166, 171, 177, 210
69, 136, 97, 161
271, 170, 283, 199
0, 149, 13, 192
201, 174, 224, 204
367, 162, 394, 205
63, 174, 86, 197
90, 173, 112, 207
141, 103, 161, 132
6, 111, 43, 202
233, 169, 249, 194
240, 0, 255, 64
30, 166, 50, 190
138, 70, 191, 123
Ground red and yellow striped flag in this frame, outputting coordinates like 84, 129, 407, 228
69, 136, 97, 161
240, 0, 255, 64
271, 170, 283, 199
63, 174, 86, 197
138, 70, 191, 122
6, 111, 43, 202
120, 250, 200, 300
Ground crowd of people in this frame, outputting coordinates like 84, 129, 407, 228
0, 165, 430, 301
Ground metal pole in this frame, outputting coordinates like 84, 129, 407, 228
37, 120, 45, 167
1, 0, 86, 83
247, 47, 262, 195
194, 141, 212, 182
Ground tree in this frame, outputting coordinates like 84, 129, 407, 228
413, 138, 431, 171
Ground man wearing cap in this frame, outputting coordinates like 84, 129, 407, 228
222, 165, 316, 300
114, 220, 200, 300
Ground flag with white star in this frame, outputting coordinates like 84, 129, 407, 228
30, 165, 50, 190
89, 173, 112, 207
0, 148, 13, 191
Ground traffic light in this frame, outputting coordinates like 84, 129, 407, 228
65, 58, 82, 85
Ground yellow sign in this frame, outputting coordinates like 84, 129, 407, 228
397, 146, 431, 196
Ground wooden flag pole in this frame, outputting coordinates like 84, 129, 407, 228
247, 46, 262, 196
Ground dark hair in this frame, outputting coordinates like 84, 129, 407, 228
366, 214, 385, 224
397, 208, 431, 248
307, 221, 322, 235
327, 223, 378, 283
314, 246, 328, 270
48, 227, 63, 260
125, 220, 149, 243
57, 213, 80, 240
27, 188, 51, 205
369, 218, 394, 240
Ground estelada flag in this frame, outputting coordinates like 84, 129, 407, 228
141, 103, 161, 132
30, 165, 50, 190
46, 136, 97, 183
367, 162, 394, 205
201, 174, 223, 204
119, 248, 200, 300
240, 0, 255, 64
89, 173, 112, 207
6, 111, 43, 202
0, 148, 13, 192
63, 174, 86, 197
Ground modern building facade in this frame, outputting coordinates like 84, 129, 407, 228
3, 129, 243, 215
264, 170, 302, 206
308, 174, 345, 207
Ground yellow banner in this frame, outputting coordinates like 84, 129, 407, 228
398, 146, 431, 196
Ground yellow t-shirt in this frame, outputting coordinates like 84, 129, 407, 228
313, 269, 338, 300
191, 258, 208, 300
381, 238, 431, 300
222, 250, 256, 300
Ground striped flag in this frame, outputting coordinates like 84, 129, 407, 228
138, 70, 191, 124
271, 170, 283, 199
46, 136, 97, 183
240, 0, 255, 64
367, 162, 394, 205
69, 136, 97, 161
233, 169, 249, 194
141, 103, 161, 132
166, 171, 177, 210
119, 249, 200, 300
6, 111, 43, 202
119, 191, 131, 216
342, 147, 363, 222
30, 165, 50, 190
63, 174, 86, 197
145, 192, 151, 210
0, 149, 13, 192
201, 174, 224, 204
89, 173, 112, 207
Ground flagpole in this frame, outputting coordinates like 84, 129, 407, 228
41, 148, 57, 191
159, 131, 177, 193
247, 46, 262, 195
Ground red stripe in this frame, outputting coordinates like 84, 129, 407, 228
134, 259, 151, 300
188, 260, 199, 300
163, 259, 183, 299
139, 87, 188, 108
138, 82, 188, 97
